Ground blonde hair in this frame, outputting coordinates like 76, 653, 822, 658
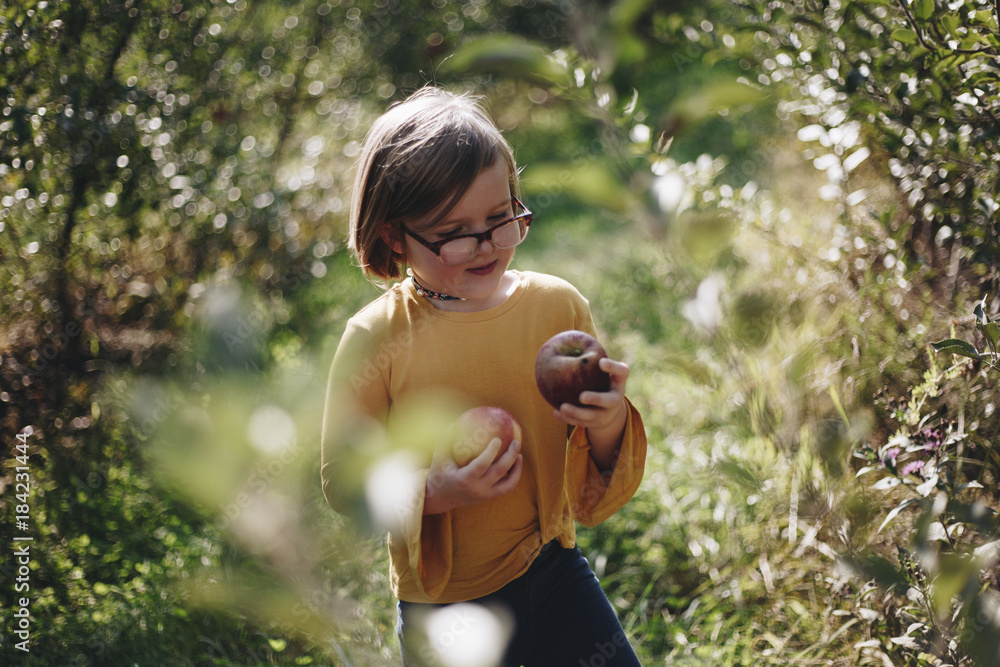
348, 86, 520, 282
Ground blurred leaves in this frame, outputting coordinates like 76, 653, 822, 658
658, 81, 768, 142
523, 159, 630, 211
729, 289, 779, 349
440, 34, 570, 87
675, 210, 737, 269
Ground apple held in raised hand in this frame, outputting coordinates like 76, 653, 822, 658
451, 406, 523, 467
534, 330, 612, 408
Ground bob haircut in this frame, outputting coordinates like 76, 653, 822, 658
348, 86, 520, 283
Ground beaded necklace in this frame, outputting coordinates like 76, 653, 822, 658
407, 268, 465, 302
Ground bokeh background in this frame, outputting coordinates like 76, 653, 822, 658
2, 0, 1000, 664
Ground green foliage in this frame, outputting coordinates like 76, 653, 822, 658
840, 303, 1000, 664
739, 0, 1000, 289
933, 298, 1000, 370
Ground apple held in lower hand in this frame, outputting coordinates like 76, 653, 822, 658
451, 406, 523, 467
534, 330, 612, 408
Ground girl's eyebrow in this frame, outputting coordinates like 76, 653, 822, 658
487, 198, 514, 215
434, 198, 512, 229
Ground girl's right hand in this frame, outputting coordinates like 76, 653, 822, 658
423, 438, 523, 515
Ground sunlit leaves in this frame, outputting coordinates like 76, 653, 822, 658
975, 299, 1000, 351
933, 299, 1000, 369
913, 0, 935, 22
889, 28, 919, 45
2, 0, 385, 332
745, 0, 1000, 286
876, 497, 922, 534
658, 80, 767, 141
440, 34, 571, 87
522, 159, 630, 211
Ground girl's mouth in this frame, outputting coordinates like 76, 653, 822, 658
466, 260, 497, 276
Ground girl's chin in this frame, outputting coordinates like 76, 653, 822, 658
453, 268, 510, 301
419, 259, 511, 299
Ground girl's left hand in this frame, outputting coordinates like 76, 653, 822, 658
552, 357, 629, 454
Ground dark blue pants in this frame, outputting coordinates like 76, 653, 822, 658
397, 541, 641, 667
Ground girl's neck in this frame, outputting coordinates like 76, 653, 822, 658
411, 270, 519, 313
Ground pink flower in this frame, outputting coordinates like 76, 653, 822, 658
922, 427, 943, 451
881, 447, 901, 466
900, 460, 925, 477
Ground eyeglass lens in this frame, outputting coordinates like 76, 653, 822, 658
438, 219, 526, 265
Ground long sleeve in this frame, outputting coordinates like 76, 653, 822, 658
320, 317, 389, 516
565, 397, 646, 526
390, 470, 454, 599
321, 311, 455, 598
560, 295, 648, 526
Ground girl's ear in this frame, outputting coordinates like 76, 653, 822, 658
380, 224, 403, 255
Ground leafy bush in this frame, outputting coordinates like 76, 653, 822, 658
842, 302, 1000, 665
738, 0, 1000, 288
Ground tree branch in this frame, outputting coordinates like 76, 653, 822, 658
894, 0, 999, 59
55, 9, 137, 330
893, 0, 936, 52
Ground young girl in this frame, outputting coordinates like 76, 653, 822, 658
321, 86, 647, 666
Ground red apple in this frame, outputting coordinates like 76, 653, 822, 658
451, 406, 523, 467
534, 330, 612, 408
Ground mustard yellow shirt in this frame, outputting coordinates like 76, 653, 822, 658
321, 270, 647, 603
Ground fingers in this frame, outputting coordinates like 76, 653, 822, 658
572, 358, 628, 409
465, 437, 505, 474
553, 404, 609, 430
492, 438, 521, 471
467, 438, 522, 491
425, 437, 523, 512
553, 359, 628, 428
492, 454, 523, 494
599, 357, 630, 382
599, 358, 630, 396
576, 389, 622, 409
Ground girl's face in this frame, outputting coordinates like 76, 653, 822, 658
400, 161, 519, 311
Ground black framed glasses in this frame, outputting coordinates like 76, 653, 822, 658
404, 197, 533, 266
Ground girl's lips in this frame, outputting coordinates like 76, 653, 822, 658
466, 260, 497, 276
